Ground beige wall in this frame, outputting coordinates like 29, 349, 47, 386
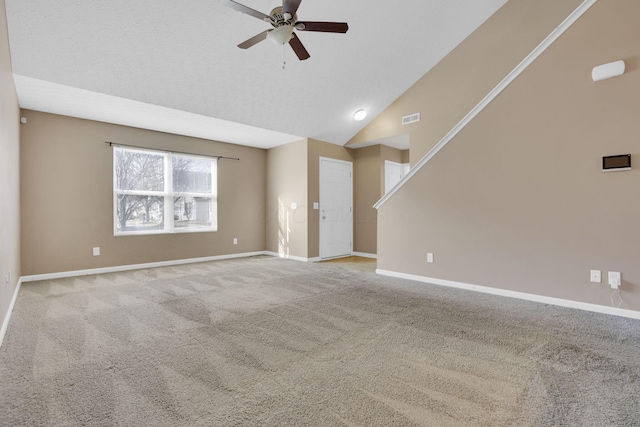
374, 0, 640, 311
307, 139, 354, 258
352, 144, 408, 255
20, 110, 267, 276
266, 138, 357, 260
400, 149, 410, 165
354, 145, 381, 255
347, 0, 583, 165
266, 139, 308, 259
380, 145, 404, 165
0, 0, 20, 326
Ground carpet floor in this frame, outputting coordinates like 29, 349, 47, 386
1, 256, 639, 426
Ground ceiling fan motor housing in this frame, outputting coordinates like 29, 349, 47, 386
268, 7, 297, 27
265, 6, 296, 45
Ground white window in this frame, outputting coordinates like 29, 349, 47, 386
114, 147, 217, 235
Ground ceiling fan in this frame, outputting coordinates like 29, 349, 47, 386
220, 0, 349, 60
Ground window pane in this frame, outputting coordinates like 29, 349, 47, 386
115, 148, 164, 191
172, 155, 212, 194
174, 196, 213, 229
116, 195, 164, 232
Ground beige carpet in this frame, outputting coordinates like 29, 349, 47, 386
1, 256, 639, 426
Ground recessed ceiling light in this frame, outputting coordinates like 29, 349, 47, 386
353, 109, 367, 121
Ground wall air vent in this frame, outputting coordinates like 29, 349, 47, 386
402, 113, 421, 125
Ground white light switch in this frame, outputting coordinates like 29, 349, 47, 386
93, 247, 100, 256
427, 253, 434, 263
590, 270, 601, 283
608, 271, 621, 289
291, 202, 297, 209
233, 238, 238, 245
313, 202, 319, 210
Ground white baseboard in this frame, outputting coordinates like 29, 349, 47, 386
0, 277, 22, 348
21, 251, 268, 283
352, 252, 377, 259
376, 269, 640, 320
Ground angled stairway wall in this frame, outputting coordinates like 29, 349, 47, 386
357, 0, 640, 313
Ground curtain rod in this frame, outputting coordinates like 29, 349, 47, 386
105, 141, 240, 161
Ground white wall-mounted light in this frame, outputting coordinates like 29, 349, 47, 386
592, 60, 625, 82
353, 109, 367, 121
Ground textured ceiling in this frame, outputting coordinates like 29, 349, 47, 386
5, 0, 507, 148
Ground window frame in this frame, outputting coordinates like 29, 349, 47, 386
113, 146, 217, 236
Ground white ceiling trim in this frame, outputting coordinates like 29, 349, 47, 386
14, 75, 304, 149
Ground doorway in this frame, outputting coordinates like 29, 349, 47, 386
384, 160, 410, 194
319, 157, 353, 259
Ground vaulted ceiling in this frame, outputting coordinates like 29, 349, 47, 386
5, 0, 507, 148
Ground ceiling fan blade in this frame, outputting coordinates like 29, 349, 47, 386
289, 33, 310, 60
238, 30, 270, 49
296, 21, 349, 33
282, 0, 302, 17
220, 0, 270, 21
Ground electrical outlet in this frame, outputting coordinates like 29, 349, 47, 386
590, 270, 601, 283
427, 253, 434, 263
93, 247, 100, 256
233, 238, 238, 245
608, 271, 621, 289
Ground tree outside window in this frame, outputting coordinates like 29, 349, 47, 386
114, 147, 217, 235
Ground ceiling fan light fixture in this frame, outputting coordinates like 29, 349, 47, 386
221, 0, 349, 60
266, 25, 294, 45
353, 109, 367, 121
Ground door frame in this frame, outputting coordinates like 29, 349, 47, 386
384, 160, 410, 195
319, 156, 353, 260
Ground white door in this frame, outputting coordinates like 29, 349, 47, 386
384, 160, 410, 194
320, 157, 353, 259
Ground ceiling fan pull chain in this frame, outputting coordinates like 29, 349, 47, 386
282, 45, 286, 70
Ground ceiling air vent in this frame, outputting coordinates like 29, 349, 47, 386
402, 113, 420, 125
